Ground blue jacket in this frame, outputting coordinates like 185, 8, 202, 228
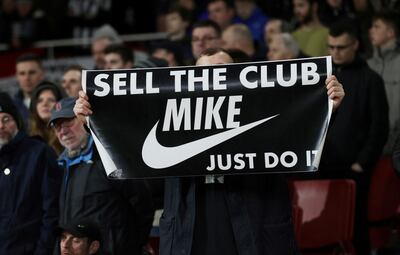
0, 132, 62, 254
160, 175, 299, 255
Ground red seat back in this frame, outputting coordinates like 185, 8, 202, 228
368, 157, 400, 221
368, 157, 400, 249
292, 179, 356, 249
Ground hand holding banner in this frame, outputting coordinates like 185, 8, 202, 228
83, 56, 332, 178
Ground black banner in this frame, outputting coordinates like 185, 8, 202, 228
83, 56, 332, 179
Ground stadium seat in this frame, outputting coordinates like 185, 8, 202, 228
292, 179, 356, 254
368, 157, 400, 249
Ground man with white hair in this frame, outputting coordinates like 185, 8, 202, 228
267, 33, 301, 60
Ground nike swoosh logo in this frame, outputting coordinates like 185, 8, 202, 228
142, 114, 279, 169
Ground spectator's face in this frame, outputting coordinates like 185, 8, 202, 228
328, 33, 358, 65
104, 53, 130, 69
221, 28, 236, 49
196, 51, 233, 65
208, 1, 234, 29
91, 38, 112, 69
60, 231, 96, 255
369, 19, 395, 47
264, 20, 282, 46
234, 0, 254, 19
36, 89, 57, 122
191, 27, 221, 59
152, 49, 176, 66
166, 12, 188, 36
293, 0, 312, 24
0, 113, 18, 147
267, 37, 292, 60
54, 118, 86, 152
16, 61, 44, 95
62, 70, 82, 97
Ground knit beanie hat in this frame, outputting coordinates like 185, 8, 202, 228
0, 92, 24, 130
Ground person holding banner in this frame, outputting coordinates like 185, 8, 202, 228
73, 48, 344, 255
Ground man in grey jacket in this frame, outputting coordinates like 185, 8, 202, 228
368, 10, 400, 154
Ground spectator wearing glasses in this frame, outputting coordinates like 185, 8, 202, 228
0, 92, 62, 254
50, 97, 154, 255
191, 20, 223, 62
318, 19, 389, 255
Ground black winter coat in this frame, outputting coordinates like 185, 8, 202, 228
58, 138, 155, 255
0, 132, 62, 254
319, 57, 389, 173
160, 175, 299, 255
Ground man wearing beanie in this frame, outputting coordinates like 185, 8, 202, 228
0, 92, 62, 254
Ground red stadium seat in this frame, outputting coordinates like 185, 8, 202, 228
368, 157, 400, 249
292, 179, 356, 254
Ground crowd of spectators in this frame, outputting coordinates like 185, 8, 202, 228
1, 0, 400, 254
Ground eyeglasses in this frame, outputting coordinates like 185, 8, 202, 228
191, 36, 219, 43
0, 115, 13, 125
51, 118, 76, 132
327, 42, 354, 51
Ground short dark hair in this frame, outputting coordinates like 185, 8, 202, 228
373, 10, 400, 37
199, 47, 231, 58
208, 0, 234, 8
192, 20, 222, 37
166, 5, 191, 22
16, 53, 43, 68
104, 44, 134, 65
329, 18, 360, 40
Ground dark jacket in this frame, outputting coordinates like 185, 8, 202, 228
58, 137, 154, 255
0, 132, 62, 254
319, 57, 389, 173
13, 90, 29, 130
160, 175, 299, 255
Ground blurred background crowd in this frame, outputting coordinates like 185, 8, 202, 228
1, 0, 400, 254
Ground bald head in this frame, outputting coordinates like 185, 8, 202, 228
222, 24, 255, 57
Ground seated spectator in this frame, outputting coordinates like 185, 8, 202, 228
58, 218, 101, 255
151, 41, 184, 66
191, 20, 223, 62
234, 0, 268, 45
91, 25, 122, 70
222, 23, 256, 59
292, 0, 329, 57
267, 33, 302, 60
62, 65, 83, 97
207, 0, 236, 31
263, 18, 292, 49
164, 6, 193, 63
29, 81, 64, 154
104, 44, 134, 69
14, 53, 45, 128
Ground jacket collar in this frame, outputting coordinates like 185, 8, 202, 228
0, 131, 25, 155
58, 136, 94, 168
